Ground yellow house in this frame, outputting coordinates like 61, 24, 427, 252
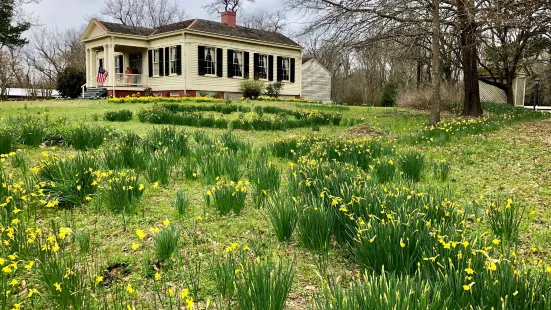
80, 12, 303, 98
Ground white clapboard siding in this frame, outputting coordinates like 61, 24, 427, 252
301, 59, 331, 101
148, 35, 186, 91
185, 33, 301, 96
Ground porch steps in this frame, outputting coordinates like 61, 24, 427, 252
80, 87, 107, 100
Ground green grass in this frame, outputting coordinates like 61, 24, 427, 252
1, 99, 550, 309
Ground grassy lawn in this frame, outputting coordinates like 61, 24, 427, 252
0, 99, 550, 309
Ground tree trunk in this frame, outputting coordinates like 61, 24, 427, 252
417, 61, 423, 89
430, 0, 441, 125
505, 82, 514, 105
458, 0, 483, 117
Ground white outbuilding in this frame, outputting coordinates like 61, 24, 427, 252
301, 57, 332, 102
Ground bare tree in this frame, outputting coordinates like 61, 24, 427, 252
290, 0, 449, 123
0, 48, 25, 100
26, 27, 85, 86
477, 0, 551, 106
431, 0, 442, 123
101, 0, 188, 28
240, 10, 287, 32
204, 0, 255, 14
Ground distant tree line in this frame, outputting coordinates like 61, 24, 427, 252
290, 0, 551, 122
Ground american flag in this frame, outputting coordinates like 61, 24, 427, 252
96, 66, 108, 85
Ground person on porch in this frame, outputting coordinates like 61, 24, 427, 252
125, 67, 132, 86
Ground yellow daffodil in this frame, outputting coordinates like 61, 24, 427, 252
180, 288, 189, 299
28, 288, 38, 298
136, 229, 146, 240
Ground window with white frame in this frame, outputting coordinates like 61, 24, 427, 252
281, 57, 290, 82
205, 47, 216, 75
153, 50, 160, 76
169, 47, 177, 75
114, 55, 122, 74
233, 51, 243, 77
258, 54, 268, 80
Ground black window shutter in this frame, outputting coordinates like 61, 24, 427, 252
276, 56, 283, 81
290, 58, 296, 83
165, 47, 170, 75
176, 45, 182, 76
118, 55, 123, 73
216, 48, 223, 77
244, 52, 249, 78
253, 53, 259, 79
268, 55, 274, 81
227, 49, 234, 78
198, 46, 205, 76
148, 50, 153, 77
158, 48, 164, 76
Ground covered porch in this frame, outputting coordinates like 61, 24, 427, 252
85, 41, 150, 93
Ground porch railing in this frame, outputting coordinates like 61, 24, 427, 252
114, 73, 147, 87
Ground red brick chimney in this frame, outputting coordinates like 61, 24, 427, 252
221, 11, 237, 27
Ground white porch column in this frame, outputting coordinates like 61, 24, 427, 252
90, 49, 95, 86
103, 44, 108, 87
85, 49, 90, 87
110, 44, 116, 87
143, 48, 149, 88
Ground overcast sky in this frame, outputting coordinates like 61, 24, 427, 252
22, 0, 303, 32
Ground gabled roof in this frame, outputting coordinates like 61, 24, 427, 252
95, 19, 300, 47
99, 21, 154, 36
301, 57, 332, 75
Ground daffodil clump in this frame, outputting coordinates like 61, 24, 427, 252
109, 95, 223, 104
138, 103, 344, 131
68, 124, 111, 150
411, 104, 551, 145
272, 136, 396, 168
36, 153, 103, 208
213, 241, 294, 310
0, 221, 92, 310
101, 170, 146, 214
206, 180, 248, 215
249, 155, 281, 207
0, 126, 15, 155
240, 95, 319, 104
278, 144, 551, 308
103, 109, 133, 122
266, 193, 298, 242
485, 198, 526, 247
0, 116, 113, 153
138, 105, 229, 129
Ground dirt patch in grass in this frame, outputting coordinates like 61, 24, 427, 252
516, 118, 551, 146
102, 263, 131, 286
339, 123, 386, 139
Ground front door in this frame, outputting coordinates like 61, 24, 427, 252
129, 52, 143, 74
129, 52, 143, 86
